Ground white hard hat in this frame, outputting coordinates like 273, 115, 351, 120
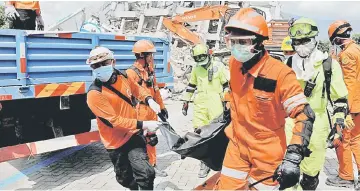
86, 46, 114, 65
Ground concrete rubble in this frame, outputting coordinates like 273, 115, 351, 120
49, 1, 283, 98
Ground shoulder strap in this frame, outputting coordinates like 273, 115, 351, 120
129, 66, 144, 85
89, 72, 134, 107
102, 83, 134, 107
286, 56, 293, 68
322, 56, 333, 105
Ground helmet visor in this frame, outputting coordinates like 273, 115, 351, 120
289, 23, 317, 38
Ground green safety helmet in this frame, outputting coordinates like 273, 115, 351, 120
191, 44, 210, 66
289, 17, 319, 40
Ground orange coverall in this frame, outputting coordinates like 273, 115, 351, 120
87, 70, 151, 149
6, 1, 41, 15
215, 53, 310, 190
126, 60, 165, 166
336, 41, 360, 180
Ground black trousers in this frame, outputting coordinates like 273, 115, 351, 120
9, 9, 36, 30
107, 134, 155, 190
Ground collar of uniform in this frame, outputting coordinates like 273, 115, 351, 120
247, 51, 269, 78
342, 40, 355, 53
134, 60, 146, 71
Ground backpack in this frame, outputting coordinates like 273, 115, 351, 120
286, 56, 333, 105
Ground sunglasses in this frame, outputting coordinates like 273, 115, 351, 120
292, 38, 312, 46
193, 54, 208, 62
90, 60, 112, 69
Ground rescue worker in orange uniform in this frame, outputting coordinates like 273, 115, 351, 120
126, 39, 168, 177
326, 20, 360, 188
215, 8, 315, 190
5, 1, 44, 30
86, 46, 164, 190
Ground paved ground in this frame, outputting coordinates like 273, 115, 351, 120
0, 100, 357, 190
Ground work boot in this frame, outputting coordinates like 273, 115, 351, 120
154, 165, 168, 177
325, 175, 354, 188
198, 161, 210, 178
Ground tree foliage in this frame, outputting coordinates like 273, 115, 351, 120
352, 33, 360, 44
318, 40, 331, 53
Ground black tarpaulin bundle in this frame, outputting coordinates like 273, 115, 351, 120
159, 115, 230, 171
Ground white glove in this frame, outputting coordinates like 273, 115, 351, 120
5, 6, 20, 20
148, 99, 161, 114
143, 121, 162, 133
36, 15, 45, 31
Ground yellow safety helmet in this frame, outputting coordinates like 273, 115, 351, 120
281, 36, 293, 51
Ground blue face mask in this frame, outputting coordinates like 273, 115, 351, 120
92, 65, 114, 82
231, 44, 258, 63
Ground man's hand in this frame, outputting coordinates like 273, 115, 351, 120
148, 99, 161, 114
274, 145, 302, 190
5, 6, 19, 20
345, 115, 355, 130
36, 15, 45, 31
182, 101, 189, 116
327, 125, 343, 149
143, 121, 162, 133
161, 108, 168, 119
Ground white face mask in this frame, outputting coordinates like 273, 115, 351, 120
294, 38, 317, 58
92, 65, 114, 82
231, 44, 259, 63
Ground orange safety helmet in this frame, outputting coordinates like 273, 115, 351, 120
328, 20, 352, 42
132, 39, 157, 54
224, 8, 269, 39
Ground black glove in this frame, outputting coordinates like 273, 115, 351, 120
273, 144, 303, 190
146, 133, 158, 146
182, 101, 189, 116
161, 108, 168, 119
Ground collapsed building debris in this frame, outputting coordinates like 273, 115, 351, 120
48, 1, 288, 97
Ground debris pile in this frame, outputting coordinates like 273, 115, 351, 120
49, 1, 283, 97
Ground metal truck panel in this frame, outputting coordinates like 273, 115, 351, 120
0, 30, 173, 100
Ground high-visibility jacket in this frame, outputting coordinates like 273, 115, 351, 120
182, 59, 230, 102
87, 70, 151, 150
181, 59, 230, 128
285, 50, 348, 178
339, 41, 360, 114
6, 1, 41, 15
